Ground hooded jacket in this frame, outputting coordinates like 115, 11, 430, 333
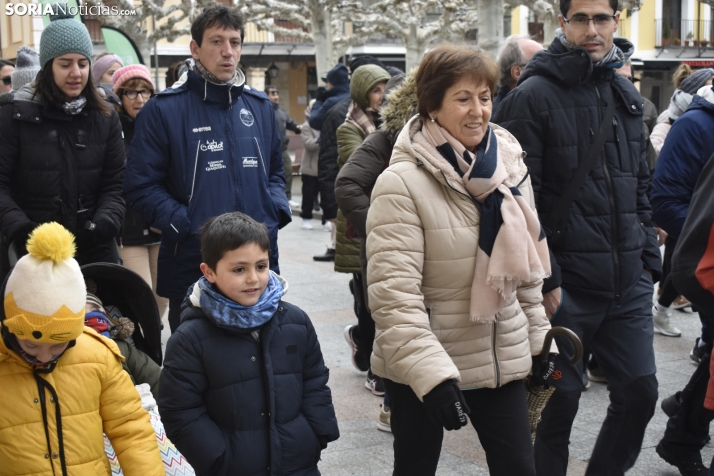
123, 70, 291, 300
0, 85, 126, 257
334, 65, 390, 274
308, 82, 350, 131
316, 97, 351, 221
494, 38, 662, 298
158, 274, 339, 476
366, 116, 554, 399
650, 90, 714, 239
0, 326, 162, 476
335, 72, 416, 285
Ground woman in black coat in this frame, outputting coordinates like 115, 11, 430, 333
0, 11, 125, 276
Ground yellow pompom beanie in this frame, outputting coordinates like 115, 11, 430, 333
3, 223, 86, 343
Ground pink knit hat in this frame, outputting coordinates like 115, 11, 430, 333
112, 64, 155, 94
92, 54, 123, 83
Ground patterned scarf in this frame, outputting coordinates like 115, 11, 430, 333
422, 121, 551, 322
62, 95, 86, 115
556, 28, 626, 69
194, 271, 285, 330
193, 59, 239, 87
345, 101, 379, 137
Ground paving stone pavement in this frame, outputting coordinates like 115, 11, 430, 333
162, 210, 714, 475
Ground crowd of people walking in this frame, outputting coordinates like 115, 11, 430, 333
1, 0, 714, 475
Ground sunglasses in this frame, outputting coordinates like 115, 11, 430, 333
1, 76, 11, 86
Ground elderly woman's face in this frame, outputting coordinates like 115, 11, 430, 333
430, 76, 492, 151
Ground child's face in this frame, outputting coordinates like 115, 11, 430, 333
16, 339, 69, 364
200, 243, 270, 306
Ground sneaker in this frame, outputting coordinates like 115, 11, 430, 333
301, 218, 313, 230
587, 366, 607, 383
322, 222, 332, 232
691, 338, 707, 364
288, 200, 301, 209
661, 391, 683, 418
366, 371, 386, 396
313, 248, 335, 262
343, 325, 370, 372
672, 295, 693, 310
654, 306, 682, 337
377, 404, 392, 432
656, 441, 709, 475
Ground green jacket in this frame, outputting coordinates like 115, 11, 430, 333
115, 339, 161, 401
334, 65, 390, 273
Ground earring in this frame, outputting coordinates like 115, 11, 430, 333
430, 116, 436, 123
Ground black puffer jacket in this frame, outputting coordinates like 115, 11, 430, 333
118, 112, 161, 247
159, 279, 339, 476
317, 97, 351, 221
0, 86, 125, 258
494, 38, 662, 300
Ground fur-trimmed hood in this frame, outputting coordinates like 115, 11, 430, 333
380, 70, 418, 142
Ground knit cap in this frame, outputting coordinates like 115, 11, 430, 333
3, 223, 86, 343
322, 64, 349, 86
679, 68, 714, 95
11, 46, 40, 90
39, 3, 93, 69
92, 54, 123, 83
112, 64, 155, 93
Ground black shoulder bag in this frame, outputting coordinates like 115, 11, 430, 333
543, 95, 617, 248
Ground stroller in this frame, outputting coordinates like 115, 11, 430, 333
80, 262, 163, 366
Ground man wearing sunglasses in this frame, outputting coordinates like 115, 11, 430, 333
0, 59, 15, 93
495, 0, 661, 475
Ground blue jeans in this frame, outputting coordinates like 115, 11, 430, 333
535, 272, 658, 476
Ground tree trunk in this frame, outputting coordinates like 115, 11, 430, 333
477, 0, 504, 58
542, 12, 558, 47
405, 25, 423, 73
310, 1, 333, 84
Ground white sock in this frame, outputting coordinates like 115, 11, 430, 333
655, 303, 669, 313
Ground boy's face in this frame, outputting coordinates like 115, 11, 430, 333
200, 243, 270, 307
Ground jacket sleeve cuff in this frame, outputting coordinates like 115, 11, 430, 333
541, 248, 562, 294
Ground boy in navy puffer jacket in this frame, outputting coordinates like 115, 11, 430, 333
158, 212, 339, 476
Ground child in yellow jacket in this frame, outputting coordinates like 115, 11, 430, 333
0, 222, 163, 476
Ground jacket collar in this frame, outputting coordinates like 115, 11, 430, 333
392, 116, 528, 196
185, 69, 245, 106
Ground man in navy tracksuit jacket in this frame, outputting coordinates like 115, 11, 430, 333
123, 6, 291, 332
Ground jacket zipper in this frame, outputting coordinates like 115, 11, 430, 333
595, 85, 621, 305
492, 322, 501, 387
254, 138, 267, 176
189, 141, 200, 203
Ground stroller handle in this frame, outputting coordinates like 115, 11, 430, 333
540, 326, 583, 365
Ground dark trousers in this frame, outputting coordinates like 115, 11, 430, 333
535, 272, 658, 476
283, 150, 293, 200
665, 271, 714, 455
385, 379, 535, 476
349, 273, 375, 359
168, 297, 183, 333
300, 175, 320, 219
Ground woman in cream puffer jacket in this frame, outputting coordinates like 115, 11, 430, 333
365, 43, 554, 476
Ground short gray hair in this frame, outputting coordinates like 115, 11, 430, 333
497, 34, 530, 88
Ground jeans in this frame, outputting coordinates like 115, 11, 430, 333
385, 379, 535, 476
535, 272, 658, 476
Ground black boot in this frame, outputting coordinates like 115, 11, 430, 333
313, 248, 335, 262
656, 441, 708, 475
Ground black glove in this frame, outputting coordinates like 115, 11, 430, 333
11, 221, 38, 257
92, 217, 120, 241
531, 353, 558, 388
423, 380, 470, 431
315, 86, 327, 102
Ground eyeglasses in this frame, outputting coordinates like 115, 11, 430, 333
563, 14, 617, 31
1, 76, 11, 86
123, 89, 153, 100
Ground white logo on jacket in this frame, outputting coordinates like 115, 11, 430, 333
243, 157, 258, 168
206, 160, 226, 172
192, 126, 212, 133
201, 140, 223, 152
240, 108, 254, 127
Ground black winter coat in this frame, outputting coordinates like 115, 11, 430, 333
158, 291, 339, 476
317, 97, 351, 221
117, 112, 161, 247
0, 86, 125, 260
494, 39, 662, 300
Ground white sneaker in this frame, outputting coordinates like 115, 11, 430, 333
377, 404, 391, 433
322, 222, 332, 232
302, 219, 313, 230
288, 200, 301, 209
653, 305, 682, 337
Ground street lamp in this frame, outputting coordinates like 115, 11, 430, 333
267, 63, 280, 80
